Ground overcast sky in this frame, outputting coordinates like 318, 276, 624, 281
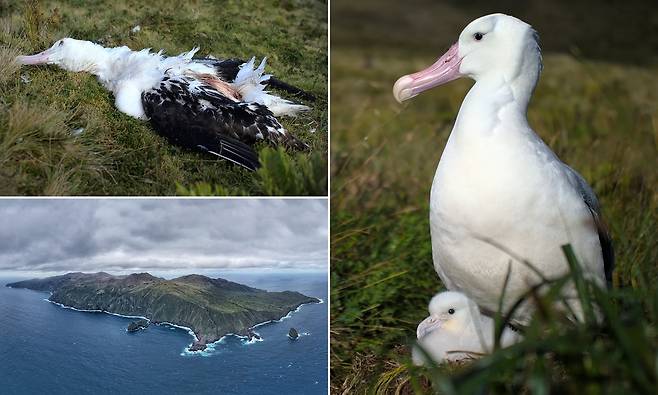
0, 199, 327, 276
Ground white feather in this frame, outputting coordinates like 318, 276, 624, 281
232, 57, 309, 117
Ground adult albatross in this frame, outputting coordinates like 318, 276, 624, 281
393, 14, 613, 323
17, 38, 313, 170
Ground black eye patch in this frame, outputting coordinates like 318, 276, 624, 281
474, 32, 484, 41
448, 308, 455, 314
58, 41, 64, 47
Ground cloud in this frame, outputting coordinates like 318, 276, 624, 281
0, 199, 327, 274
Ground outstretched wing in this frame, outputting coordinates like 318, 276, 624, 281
563, 165, 615, 285
142, 76, 293, 169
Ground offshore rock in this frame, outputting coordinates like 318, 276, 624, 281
127, 319, 149, 332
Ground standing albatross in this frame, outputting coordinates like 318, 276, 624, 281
393, 14, 613, 323
17, 38, 313, 170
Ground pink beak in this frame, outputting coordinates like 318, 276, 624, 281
15, 48, 56, 65
393, 43, 463, 103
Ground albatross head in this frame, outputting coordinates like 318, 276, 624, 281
16, 38, 108, 73
416, 291, 477, 339
393, 13, 542, 103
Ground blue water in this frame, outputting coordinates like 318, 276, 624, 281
0, 272, 328, 395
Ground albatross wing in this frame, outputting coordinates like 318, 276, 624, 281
141, 76, 276, 170
141, 73, 309, 169
564, 165, 615, 285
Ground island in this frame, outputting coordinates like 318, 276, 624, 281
7, 272, 320, 351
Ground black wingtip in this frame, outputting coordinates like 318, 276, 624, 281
266, 77, 316, 102
197, 138, 260, 171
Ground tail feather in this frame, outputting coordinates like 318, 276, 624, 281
265, 99, 310, 117
232, 57, 311, 117
180, 47, 200, 60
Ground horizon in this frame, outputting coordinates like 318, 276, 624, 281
0, 267, 329, 281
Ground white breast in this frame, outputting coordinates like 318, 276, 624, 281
429, 85, 604, 320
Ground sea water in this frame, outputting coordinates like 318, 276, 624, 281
0, 272, 327, 395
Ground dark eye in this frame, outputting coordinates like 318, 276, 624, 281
474, 32, 484, 41
448, 308, 455, 314
58, 40, 64, 47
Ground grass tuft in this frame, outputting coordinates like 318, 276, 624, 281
0, 101, 102, 195
257, 146, 328, 196
22, 0, 43, 45
0, 44, 21, 85
176, 146, 327, 196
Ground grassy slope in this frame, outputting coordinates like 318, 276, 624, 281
0, 0, 327, 195
330, 20, 658, 395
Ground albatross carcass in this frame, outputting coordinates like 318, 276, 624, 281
412, 291, 521, 365
393, 14, 613, 323
17, 38, 314, 170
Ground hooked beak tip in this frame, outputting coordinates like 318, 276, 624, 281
393, 75, 415, 103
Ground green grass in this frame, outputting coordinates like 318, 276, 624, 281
330, 45, 658, 394
0, 0, 327, 195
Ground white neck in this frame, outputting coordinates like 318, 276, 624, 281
500, 44, 541, 112
88, 47, 168, 96
92, 47, 138, 84
453, 58, 539, 142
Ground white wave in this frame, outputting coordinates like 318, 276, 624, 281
180, 341, 219, 357
180, 331, 254, 357
241, 333, 264, 345
288, 330, 310, 340
251, 298, 321, 330
156, 322, 198, 342
46, 299, 150, 321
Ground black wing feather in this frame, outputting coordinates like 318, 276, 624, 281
141, 76, 287, 170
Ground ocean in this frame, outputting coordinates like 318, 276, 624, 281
0, 272, 328, 395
